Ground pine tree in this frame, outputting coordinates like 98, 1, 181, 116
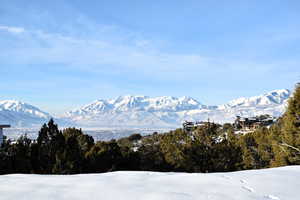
280, 83, 300, 164
36, 119, 65, 173
13, 135, 32, 173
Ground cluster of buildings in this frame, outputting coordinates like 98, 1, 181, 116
182, 114, 276, 133
182, 121, 211, 132
233, 115, 275, 131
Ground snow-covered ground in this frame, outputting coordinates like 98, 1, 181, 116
0, 166, 299, 200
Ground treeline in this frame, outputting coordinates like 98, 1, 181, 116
0, 85, 300, 174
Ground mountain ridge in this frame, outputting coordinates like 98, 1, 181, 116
63, 89, 291, 128
0, 89, 291, 128
0, 100, 52, 127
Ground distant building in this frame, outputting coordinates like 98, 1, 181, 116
195, 121, 209, 127
182, 120, 211, 132
183, 115, 275, 133
182, 121, 195, 132
0, 125, 11, 145
234, 115, 275, 131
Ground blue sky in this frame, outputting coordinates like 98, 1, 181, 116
0, 0, 299, 115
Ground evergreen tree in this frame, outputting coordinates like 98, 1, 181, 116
279, 84, 300, 164
239, 133, 260, 169
36, 119, 65, 173
85, 140, 123, 173
13, 135, 32, 173
0, 140, 14, 174
160, 129, 191, 171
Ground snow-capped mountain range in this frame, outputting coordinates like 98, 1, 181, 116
0, 89, 292, 128
0, 100, 52, 127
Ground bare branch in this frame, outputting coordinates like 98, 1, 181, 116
279, 142, 300, 153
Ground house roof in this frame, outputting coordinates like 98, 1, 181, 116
0, 125, 11, 128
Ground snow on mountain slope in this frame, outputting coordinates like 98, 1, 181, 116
218, 89, 291, 109
0, 166, 299, 200
64, 89, 291, 127
0, 100, 52, 127
0, 89, 292, 128
64, 95, 204, 127
212, 89, 291, 123
66, 95, 203, 114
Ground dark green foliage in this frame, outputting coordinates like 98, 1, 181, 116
0, 136, 32, 174
128, 133, 142, 141
139, 134, 170, 171
12, 135, 32, 173
0, 84, 300, 174
36, 119, 65, 173
0, 120, 95, 174
269, 84, 300, 166
85, 140, 123, 173
0, 140, 14, 174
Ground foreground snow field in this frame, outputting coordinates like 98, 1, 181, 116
0, 166, 299, 200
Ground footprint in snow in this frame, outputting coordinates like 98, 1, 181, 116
264, 194, 280, 200
221, 175, 232, 179
240, 179, 247, 184
242, 185, 254, 193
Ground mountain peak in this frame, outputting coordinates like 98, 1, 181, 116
0, 100, 46, 113
0, 99, 24, 107
265, 89, 290, 97
0, 100, 52, 127
219, 89, 291, 109
66, 95, 203, 116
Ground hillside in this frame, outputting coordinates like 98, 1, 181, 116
0, 166, 298, 200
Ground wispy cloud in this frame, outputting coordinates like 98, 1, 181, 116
1, 24, 275, 81
0, 25, 213, 80
0, 14, 297, 85
2, 3, 295, 84
0, 25, 25, 34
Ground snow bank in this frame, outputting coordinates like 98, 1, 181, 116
0, 166, 299, 200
